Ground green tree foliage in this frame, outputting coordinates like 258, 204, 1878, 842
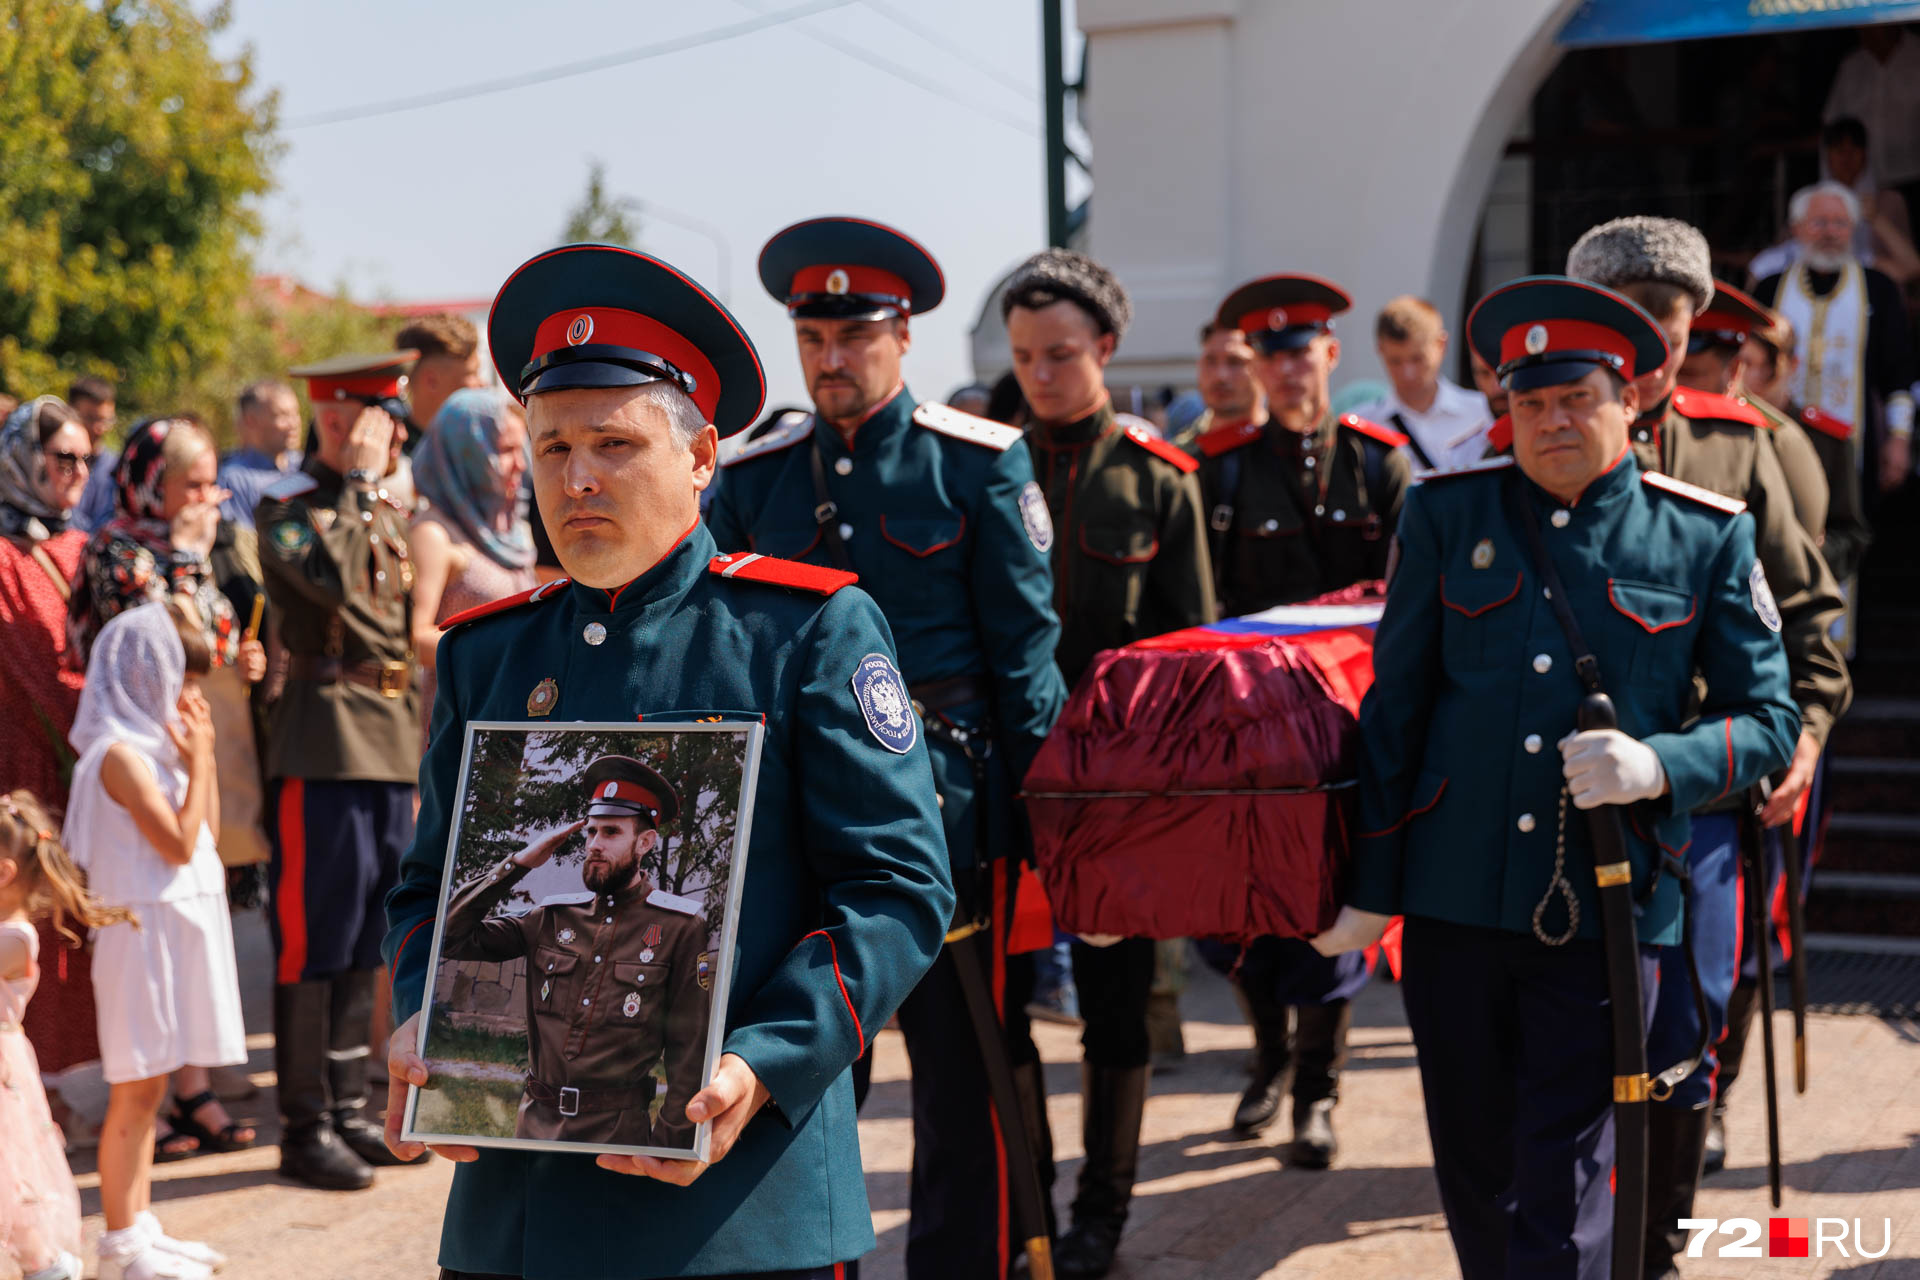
0, 0, 279, 418
453, 726, 751, 940
560, 160, 639, 247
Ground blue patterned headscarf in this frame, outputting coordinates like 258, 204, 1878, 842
412, 387, 534, 570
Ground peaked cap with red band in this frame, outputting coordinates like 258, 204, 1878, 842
759, 216, 945, 320
1687, 279, 1771, 352
1215, 274, 1351, 353
1467, 275, 1668, 392
583, 754, 679, 826
289, 350, 417, 403
488, 243, 766, 436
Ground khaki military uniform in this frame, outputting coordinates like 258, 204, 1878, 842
1191, 412, 1413, 617
1739, 394, 1830, 547
1794, 404, 1873, 586
444, 859, 711, 1149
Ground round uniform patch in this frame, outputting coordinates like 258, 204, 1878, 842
852, 652, 918, 755
270, 520, 313, 553
1018, 481, 1055, 553
1750, 561, 1781, 632
567, 313, 594, 346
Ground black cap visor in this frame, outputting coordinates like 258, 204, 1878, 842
520, 344, 700, 402
1251, 325, 1329, 355
1499, 350, 1626, 391
787, 292, 909, 321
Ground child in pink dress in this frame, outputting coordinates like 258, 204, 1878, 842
0, 789, 133, 1280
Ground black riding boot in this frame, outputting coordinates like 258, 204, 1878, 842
1706, 976, 1760, 1175
1644, 1104, 1713, 1279
1288, 999, 1349, 1169
1230, 975, 1292, 1137
1054, 1063, 1150, 1279
329, 970, 422, 1166
275, 980, 374, 1190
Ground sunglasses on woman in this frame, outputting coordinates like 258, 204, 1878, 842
43, 449, 90, 476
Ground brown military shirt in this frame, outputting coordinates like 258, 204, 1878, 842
442, 857, 710, 1149
255, 457, 419, 782
1795, 404, 1873, 584
1191, 411, 1413, 616
1739, 394, 1829, 545
1028, 401, 1217, 686
1632, 388, 1851, 747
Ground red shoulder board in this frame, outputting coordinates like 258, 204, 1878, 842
1119, 421, 1199, 473
708, 552, 857, 596
1669, 388, 1765, 430
439, 577, 571, 631
1642, 471, 1747, 516
1196, 418, 1263, 458
1486, 414, 1513, 454
1340, 414, 1410, 449
1799, 405, 1854, 441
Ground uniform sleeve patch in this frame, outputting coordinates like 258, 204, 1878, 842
851, 652, 918, 754
696, 951, 713, 991
1751, 561, 1781, 632
1018, 481, 1055, 553
269, 520, 313, 553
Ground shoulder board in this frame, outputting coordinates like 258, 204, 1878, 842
537, 891, 596, 908
1339, 414, 1410, 449
1642, 470, 1747, 515
262, 471, 318, 502
912, 402, 1021, 452
719, 413, 812, 469
439, 577, 572, 631
1668, 388, 1765, 430
708, 551, 857, 596
1485, 414, 1513, 454
1119, 421, 1199, 473
647, 888, 702, 917
1799, 405, 1854, 441
1414, 455, 1515, 484
1197, 418, 1263, 458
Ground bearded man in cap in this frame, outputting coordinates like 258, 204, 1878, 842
1567, 216, 1849, 1278
441, 756, 710, 1149
1003, 247, 1214, 1280
381, 244, 952, 1280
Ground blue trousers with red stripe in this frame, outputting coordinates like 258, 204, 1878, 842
267, 778, 414, 984
1646, 813, 1739, 1111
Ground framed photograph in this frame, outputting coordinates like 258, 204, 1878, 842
402, 720, 764, 1162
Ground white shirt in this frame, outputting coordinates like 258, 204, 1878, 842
1824, 34, 1920, 187
1358, 377, 1493, 472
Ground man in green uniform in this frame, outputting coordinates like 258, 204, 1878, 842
1566, 217, 1850, 1277
1317, 274, 1798, 1280
441, 756, 710, 1150
259, 350, 425, 1191
381, 244, 952, 1280
1188, 274, 1413, 1167
1003, 248, 1214, 1280
705, 216, 1066, 1280
1168, 319, 1265, 452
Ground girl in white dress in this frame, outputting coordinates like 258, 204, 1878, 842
64, 600, 246, 1280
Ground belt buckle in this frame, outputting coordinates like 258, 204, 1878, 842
558, 1086, 580, 1117
378, 661, 409, 698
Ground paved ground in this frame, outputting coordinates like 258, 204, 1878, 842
59, 915, 1920, 1278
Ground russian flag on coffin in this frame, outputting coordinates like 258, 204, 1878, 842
1024, 582, 1383, 946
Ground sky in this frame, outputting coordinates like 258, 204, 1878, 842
216, 0, 1081, 414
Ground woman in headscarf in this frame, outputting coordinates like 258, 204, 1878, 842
66, 417, 264, 683
408, 387, 535, 738
0, 397, 103, 1122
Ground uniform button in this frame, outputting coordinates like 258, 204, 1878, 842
1525, 734, 1543, 754
1304, 455, 1317, 469
594, 955, 602, 963
583, 622, 607, 646
1533, 653, 1552, 674
546, 960, 555, 971
838, 523, 853, 541
1517, 813, 1537, 833
1550, 509, 1571, 528
582, 998, 591, 1006
361, 511, 373, 523
1331, 509, 1347, 522
1263, 519, 1279, 532
834, 457, 853, 476
375, 570, 386, 583
1314, 504, 1326, 516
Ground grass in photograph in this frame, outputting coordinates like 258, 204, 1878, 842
414, 1073, 526, 1139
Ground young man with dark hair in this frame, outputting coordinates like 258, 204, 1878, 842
1172, 319, 1264, 452
68, 374, 120, 531
393, 313, 484, 433
218, 380, 303, 523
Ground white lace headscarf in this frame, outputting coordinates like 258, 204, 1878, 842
63, 602, 186, 869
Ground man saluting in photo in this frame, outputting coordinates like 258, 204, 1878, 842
381, 243, 953, 1280
441, 756, 709, 1150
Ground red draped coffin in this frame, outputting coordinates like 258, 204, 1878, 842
1024, 583, 1383, 944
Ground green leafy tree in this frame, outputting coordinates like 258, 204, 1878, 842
560, 160, 639, 246
0, 0, 279, 418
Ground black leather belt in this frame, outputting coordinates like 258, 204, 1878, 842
286, 654, 412, 698
909, 674, 987, 712
524, 1077, 653, 1117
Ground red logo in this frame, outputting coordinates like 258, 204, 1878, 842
1769, 1218, 1809, 1258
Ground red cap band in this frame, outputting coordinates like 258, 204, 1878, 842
1692, 309, 1753, 341
1499, 318, 1640, 378
306, 373, 406, 401
1239, 303, 1333, 335
790, 264, 911, 307
531, 307, 722, 423
594, 779, 660, 810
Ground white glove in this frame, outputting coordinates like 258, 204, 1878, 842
1076, 933, 1125, 948
1309, 906, 1391, 957
1560, 729, 1667, 809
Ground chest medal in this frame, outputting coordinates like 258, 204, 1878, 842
558, 927, 575, 944
528, 678, 559, 717
623, 991, 642, 1018
1471, 538, 1496, 570
540, 979, 551, 1001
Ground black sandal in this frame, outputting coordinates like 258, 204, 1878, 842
169, 1088, 257, 1152
154, 1121, 200, 1162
